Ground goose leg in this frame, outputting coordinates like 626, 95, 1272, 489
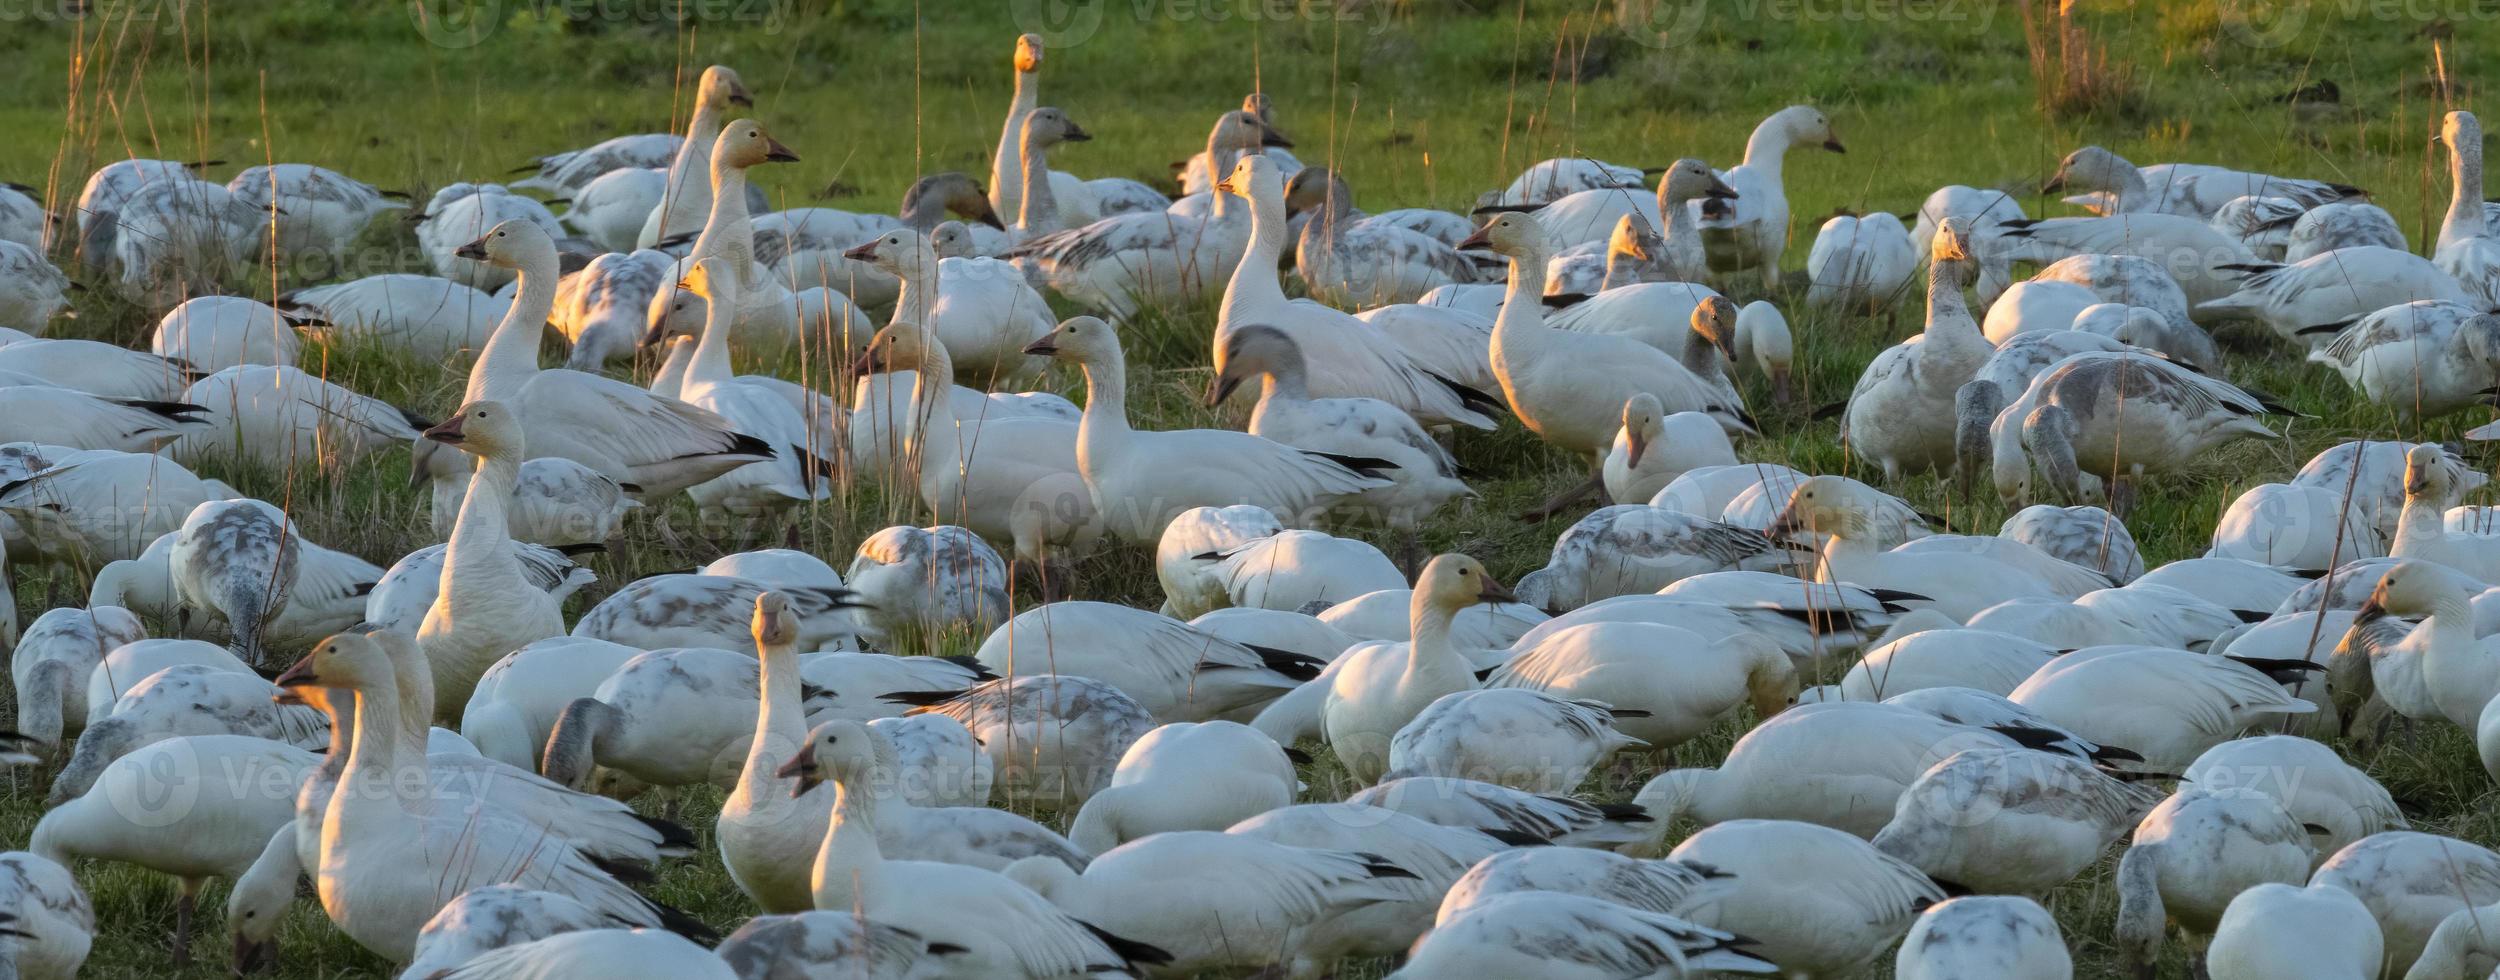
171, 883, 196, 967
1518, 468, 1605, 522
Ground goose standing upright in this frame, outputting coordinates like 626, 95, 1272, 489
634, 65, 752, 249
2436, 110, 2500, 307
415, 402, 570, 721
658, 257, 830, 515
1314, 554, 1514, 783
1846, 218, 1994, 482
845, 213, 1058, 387
655, 119, 802, 349
1698, 105, 1848, 287
718, 592, 835, 913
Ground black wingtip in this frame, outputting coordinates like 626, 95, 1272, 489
879, 688, 966, 708
2231, 608, 2270, 624
1482, 827, 1555, 847
1245, 645, 1326, 682
1542, 292, 1589, 309
634, 814, 700, 852
937, 654, 999, 681
1305, 450, 1399, 481
1080, 921, 1175, 967
1809, 400, 1849, 421
1591, 802, 1654, 823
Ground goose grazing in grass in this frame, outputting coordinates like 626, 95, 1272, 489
1515, 503, 1775, 612
849, 323, 1098, 584
1488, 620, 1792, 752
2206, 882, 2384, 980
455, 636, 644, 771
1068, 720, 1297, 853
1486, 157, 1651, 207
1358, 776, 1654, 849
536, 644, 809, 794
1211, 325, 1474, 544
1987, 211, 2257, 306
757, 172, 1007, 309
1010, 110, 1283, 319
716, 911, 943, 980
1396, 891, 1776, 980
844, 523, 1010, 645
0, 852, 91, 980
270, 632, 705, 964
1844, 218, 1994, 483
973, 599, 1322, 722
0, 338, 189, 401
1210, 155, 1502, 430
5, 606, 144, 758
1224, 804, 1511, 973
0, 448, 234, 568
419, 928, 735, 979
2184, 735, 2404, 865
0, 181, 45, 251
844, 217, 1056, 387
2044, 145, 2367, 218
1669, 818, 1942, 978
1603, 393, 1739, 504
150, 295, 299, 371
1980, 350, 2286, 508
1288, 167, 1487, 307
413, 402, 571, 719
2115, 788, 2316, 977
71, 158, 200, 267
392, 886, 623, 979
277, 273, 507, 360
551, 248, 673, 371
2070, 301, 2220, 371
1871, 746, 2162, 895
2001, 503, 2144, 584
1981, 279, 2100, 344
509, 132, 682, 195
1521, 158, 1736, 270
165, 497, 296, 665
2288, 200, 2406, 260
1694, 105, 1848, 287
1026, 314, 1391, 545
888, 673, 1154, 805
2009, 645, 2320, 768
2312, 831, 2500, 978
632, 65, 751, 249
2210, 194, 2307, 259
1896, 896, 2073, 980
1435, 847, 1734, 926
413, 183, 565, 291
364, 539, 592, 637
1172, 528, 1408, 619
0, 240, 67, 332
1806, 210, 1918, 312
2311, 300, 2500, 421
1290, 555, 1512, 783
1387, 687, 1648, 793
224, 163, 404, 275
104, 178, 265, 304
2197, 246, 2471, 346
1769, 476, 2056, 622
784, 720, 1173, 978
448, 218, 775, 499
650, 257, 831, 514
571, 571, 859, 652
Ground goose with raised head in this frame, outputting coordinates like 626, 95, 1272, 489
2350, 560, 2500, 731
1539, 211, 1669, 299
1806, 210, 1918, 312
718, 592, 837, 912
783, 720, 1172, 978
2116, 788, 2316, 976
1896, 896, 2073, 980
651, 257, 831, 514
1669, 818, 1943, 979
987, 34, 1169, 227
1026, 314, 1390, 545
2044, 145, 2367, 218
1844, 218, 1995, 482
1695, 105, 1848, 286
844, 217, 1056, 387
632, 65, 752, 249
1211, 325, 1473, 542
269, 633, 703, 963
850, 323, 1098, 584
1315, 554, 1514, 783
1289, 167, 1485, 307
414, 402, 570, 719
1177, 92, 1306, 198
1984, 350, 2285, 507
650, 119, 802, 350
1009, 110, 1284, 320
2313, 301, 2500, 420
2389, 446, 2500, 583
1210, 155, 1502, 430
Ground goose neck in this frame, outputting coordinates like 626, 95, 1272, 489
1491, 244, 1556, 356
1016, 129, 1061, 240
888, 245, 941, 333
991, 70, 1039, 218
2448, 129, 2488, 241
1923, 258, 1982, 346
334, 675, 422, 828
1075, 345, 1134, 464
1403, 595, 1474, 688
741, 639, 808, 801
468, 263, 560, 404
444, 450, 525, 586
652, 337, 695, 398
1223, 189, 1292, 318
661, 101, 727, 214
815, 775, 887, 899
692, 157, 757, 281
904, 340, 961, 498
1741, 120, 1793, 174
688, 288, 741, 389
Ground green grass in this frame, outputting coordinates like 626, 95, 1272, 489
2, 1, 2498, 976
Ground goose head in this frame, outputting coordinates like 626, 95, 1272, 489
1413, 553, 1517, 613
1282, 166, 1349, 219
271, 630, 394, 698
1607, 213, 1659, 263
773, 718, 882, 796
842, 226, 938, 280
2357, 559, 2477, 623
928, 221, 977, 259
1690, 295, 1738, 360
1656, 158, 1737, 206
1215, 153, 1287, 205
1766, 475, 1867, 542
1773, 105, 1845, 153
1208, 109, 1293, 158
902, 171, 1007, 231
2041, 145, 2134, 196
1929, 216, 1974, 265
675, 256, 736, 304
1019, 107, 1092, 156
1619, 392, 1665, 468
752, 591, 795, 653
699, 65, 753, 110
713, 119, 801, 170
1209, 324, 1304, 405
1021, 314, 1117, 365
1014, 32, 1044, 74
1242, 91, 1280, 124
1455, 210, 1545, 259
423, 400, 524, 461
2439, 110, 2481, 151
452, 218, 558, 272
2403, 443, 2462, 504
852, 323, 940, 376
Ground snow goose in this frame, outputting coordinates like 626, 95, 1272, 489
448, 219, 774, 498
33, 734, 317, 965
1632, 700, 2047, 839
844, 524, 1010, 645
424, 928, 734, 979
1173, 92, 1304, 199
1208, 155, 1500, 430
2389, 445, 2500, 582
1959, 329, 2144, 419
2210, 194, 2306, 259
2406, 899, 2500, 980
2208, 482, 2384, 571
1228, 803, 1510, 972
2199, 245, 2471, 345
2032, 249, 2201, 330
572, 571, 857, 653
411, 403, 572, 718
1171, 527, 1408, 619
0, 387, 206, 454
277, 273, 505, 360
1396, 891, 1775, 979
2186, 735, 2403, 866
509, 133, 682, 195
770, 717, 1084, 873
887, 674, 1152, 804
1386, 687, 1645, 792
2134, 556, 2317, 612
2045, 145, 2366, 217
1842, 218, 1995, 482
457, 636, 644, 771
2350, 559, 2500, 729
0, 450, 224, 573
1539, 212, 1669, 298
1529, 157, 1734, 279
164, 497, 295, 665
1833, 625, 2059, 700
2009, 645, 2320, 767
1896, 895, 2072, 980
2117, 787, 2317, 974
1211, 324, 1474, 542
1010, 110, 1281, 319
867, 712, 996, 808
648, 119, 802, 351
1350, 302, 1500, 395
972, 599, 1321, 722
2002, 503, 2144, 583
1769, 476, 2054, 622
1986, 211, 2257, 306
653, 257, 831, 514
2312, 300, 2500, 420
0, 338, 188, 401
51, 663, 326, 800
1435, 847, 1732, 925
1515, 504, 1772, 612
225, 163, 403, 276
561, 165, 666, 253
77, 636, 251, 710
848, 323, 1098, 580
631, 65, 751, 249
1487, 156, 1651, 207
1026, 314, 1390, 543
718, 592, 841, 911
1733, 299, 1796, 399
365, 539, 592, 637
1982, 350, 2286, 507
2310, 831, 2500, 977
1487, 621, 1790, 751
0, 240, 67, 332
1692, 105, 1848, 285
413, 183, 564, 291
2205, 882, 2384, 980
1668, 818, 1942, 978
393, 885, 616, 979
0, 181, 43, 252
1981, 278, 2100, 344
150, 295, 298, 372
1646, 461, 1808, 521
714, 911, 942, 979
174, 363, 424, 469
1348, 775, 1653, 847
552, 249, 674, 371
757, 173, 1006, 308
2435, 111, 2500, 306
103, 178, 263, 304
1289, 167, 1485, 307
269, 633, 705, 962
71, 158, 198, 264
2289, 200, 2406, 260
1871, 746, 2161, 895
1315, 554, 1515, 782
1189, 608, 1361, 665
1602, 394, 1738, 505
1805, 210, 1917, 312
845, 219, 1056, 386
1654, 570, 1922, 656
786, 720, 1171, 977
1315, 585, 1549, 647
1006, 831, 1418, 977
0, 852, 90, 980
4, 606, 143, 756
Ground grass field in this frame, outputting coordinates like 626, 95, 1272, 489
3, 1, 2498, 976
